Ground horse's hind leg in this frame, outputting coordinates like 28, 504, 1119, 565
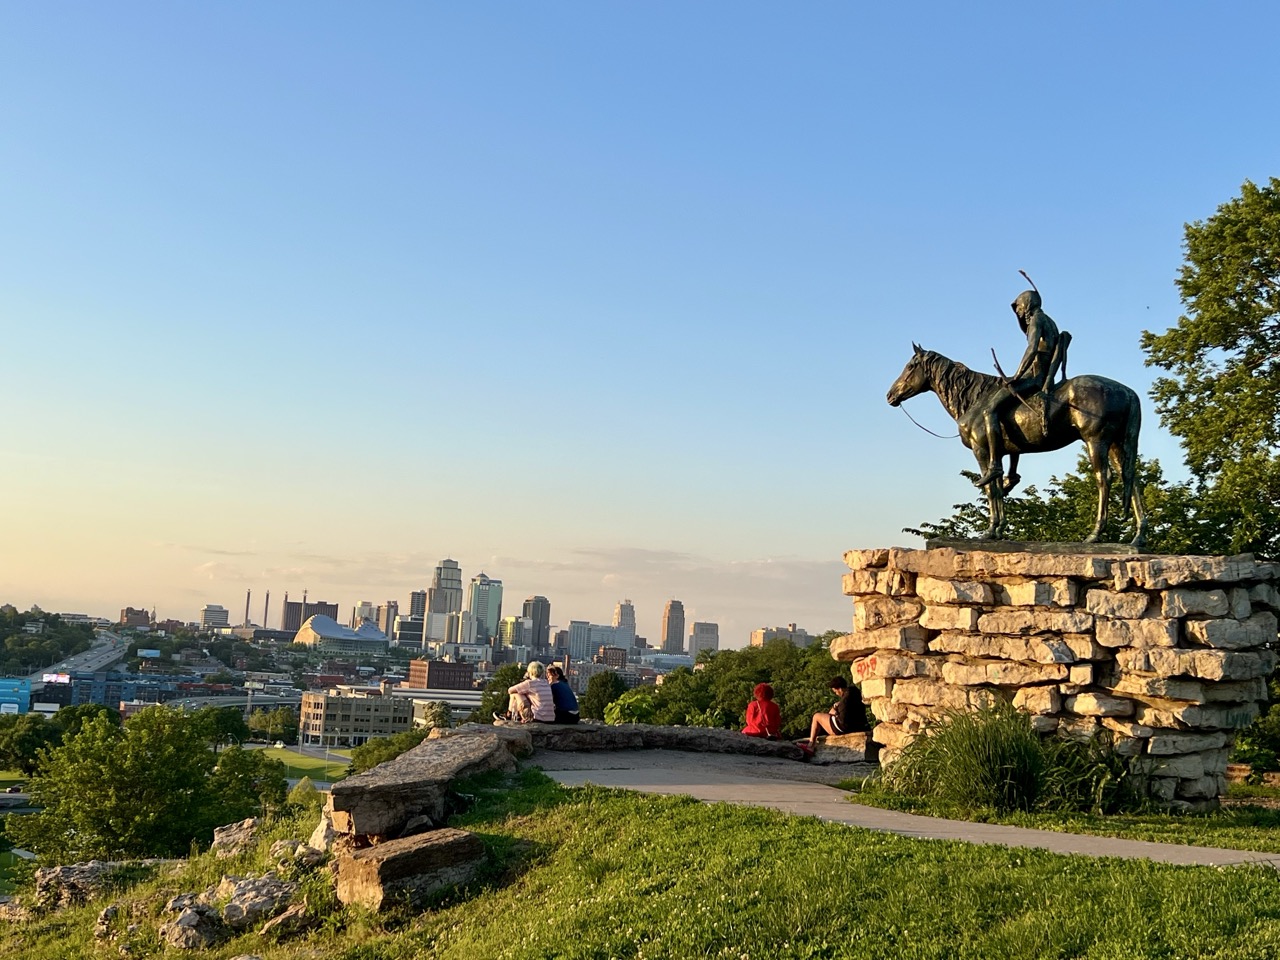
1084, 439, 1111, 543
1111, 444, 1148, 549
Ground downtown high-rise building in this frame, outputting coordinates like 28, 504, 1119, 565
428, 559, 464, 614
467, 573, 503, 642
409, 590, 428, 617
375, 601, 399, 639
523, 595, 551, 652
689, 621, 720, 659
660, 600, 685, 655
613, 599, 637, 647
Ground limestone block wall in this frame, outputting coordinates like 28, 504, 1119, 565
838, 547, 1279, 806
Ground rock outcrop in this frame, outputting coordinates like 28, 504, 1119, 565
843, 546, 1278, 807
335, 828, 485, 910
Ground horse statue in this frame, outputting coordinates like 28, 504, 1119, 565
886, 344, 1147, 547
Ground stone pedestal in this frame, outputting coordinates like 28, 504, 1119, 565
842, 546, 1278, 806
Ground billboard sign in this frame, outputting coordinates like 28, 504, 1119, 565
137, 649, 163, 659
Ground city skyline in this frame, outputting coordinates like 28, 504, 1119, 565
3, 6, 1279, 646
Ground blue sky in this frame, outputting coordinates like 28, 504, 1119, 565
2, 3, 1277, 645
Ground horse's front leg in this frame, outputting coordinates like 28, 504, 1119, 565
1084, 441, 1109, 543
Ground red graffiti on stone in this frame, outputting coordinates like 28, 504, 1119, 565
854, 656, 878, 681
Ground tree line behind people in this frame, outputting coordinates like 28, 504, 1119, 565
484, 634, 871, 739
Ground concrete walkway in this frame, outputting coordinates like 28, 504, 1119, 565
534, 749, 1280, 868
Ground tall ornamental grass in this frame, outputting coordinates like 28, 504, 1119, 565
883, 702, 1141, 815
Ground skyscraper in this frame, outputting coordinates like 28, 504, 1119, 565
467, 573, 503, 642
376, 601, 399, 640
428, 559, 464, 614
613, 599, 637, 646
409, 590, 428, 617
689, 621, 720, 659
660, 600, 685, 655
523, 596, 551, 652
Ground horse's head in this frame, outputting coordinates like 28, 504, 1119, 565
887, 343, 933, 406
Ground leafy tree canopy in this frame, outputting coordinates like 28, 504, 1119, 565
908, 456, 1233, 555
1142, 177, 1280, 555
602, 638, 858, 739
7, 706, 285, 863
471, 662, 527, 723
579, 672, 628, 721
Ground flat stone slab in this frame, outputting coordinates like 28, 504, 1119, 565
925, 540, 1155, 556
436, 720, 806, 759
813, 733, 875, 764
329, 733, 517, 839
335, 828, 484, 911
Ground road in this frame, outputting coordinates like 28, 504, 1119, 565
25, 630, 127, 692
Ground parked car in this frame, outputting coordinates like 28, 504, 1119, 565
5, 785, 23, 794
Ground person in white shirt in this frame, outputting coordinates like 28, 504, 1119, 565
497, 661, 555, 724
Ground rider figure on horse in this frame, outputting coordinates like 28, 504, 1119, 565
972, 287, 1069, 488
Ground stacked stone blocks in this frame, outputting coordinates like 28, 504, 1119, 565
839, 547, 1278, 806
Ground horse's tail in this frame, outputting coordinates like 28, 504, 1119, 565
1120, 390, 1142, 520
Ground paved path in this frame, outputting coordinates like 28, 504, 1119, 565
534, 749, 1280, 869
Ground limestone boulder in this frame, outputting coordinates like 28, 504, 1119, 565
1160, 588, 1230, 618
330, 733, 518, 839
1184, 611, 1277, 651
830, 625, 929, 661
920, 606, 981, 631
1146, 732, 1229, 755
1063, 693, 1133, 718
941, 660, 1067, 686
1085, 589, 1152, 619
1095, 618, 1178, 648
1012, 685, 1061, 715
335, 828, 485, 911
854, 595, 925, 631
211, 874, 298, 931
812, 733, 875, 764
998, 579, 1077, 608
844, 548, 890, 571
212, 818, 261, 859
843, 567, 915, 597
916, 576, 994, 605
977, 609, 1094, 636
1114, 554, 1258, 590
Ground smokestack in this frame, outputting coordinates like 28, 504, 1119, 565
263, 590, 270, 631
244, 589, 251, 628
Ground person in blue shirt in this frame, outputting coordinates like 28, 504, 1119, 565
546, 664, 580, 724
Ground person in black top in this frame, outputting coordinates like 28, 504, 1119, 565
802, 677, 866, 750
546, 665, 580, 725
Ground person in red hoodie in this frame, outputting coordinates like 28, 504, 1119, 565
742, 682, 782, 740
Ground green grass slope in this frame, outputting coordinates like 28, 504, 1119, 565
6, 770, 1280, 959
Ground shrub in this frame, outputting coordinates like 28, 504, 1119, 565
883, 703, 1141, 815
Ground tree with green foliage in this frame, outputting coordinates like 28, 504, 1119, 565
1141, 177, 1280, 557
191, 705, 251, 751
204, 745, 288, 822
7, 706, 286, 863
348, 727, 432, 774
248, 705, 300, 744
52, 703, 122, 741
600, 637, 861, 738
908, 455, 1229, 554
471, 662, 527, 723
579, 672, 628, 720
0, 713, 59, 776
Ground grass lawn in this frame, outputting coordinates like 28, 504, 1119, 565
0, 770, 24, 790
844, 779, 1280, 854
260, 747, 351, 782
8, 770, 1280, 958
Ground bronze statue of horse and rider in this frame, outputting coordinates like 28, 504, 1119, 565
885, 281, 1148, 548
